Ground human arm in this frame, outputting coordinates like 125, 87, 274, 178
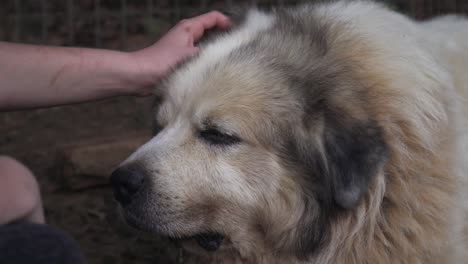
0, 11, 230, 111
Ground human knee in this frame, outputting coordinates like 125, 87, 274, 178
0, 156, 33, 177
0, 156, 41, 220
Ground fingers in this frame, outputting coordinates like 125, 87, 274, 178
192, 11, 232, 29
178, 11, 231, 42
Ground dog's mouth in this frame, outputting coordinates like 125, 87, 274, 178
123, 210, 224, 251
172, 233, 225, 252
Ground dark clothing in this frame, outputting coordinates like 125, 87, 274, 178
0, 222, 85, 264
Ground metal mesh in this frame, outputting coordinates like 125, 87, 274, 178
0, 0, 467, 50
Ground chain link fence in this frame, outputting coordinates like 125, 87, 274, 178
1, 0, 467, 50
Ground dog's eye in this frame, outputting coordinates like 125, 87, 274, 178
199, 128, 240, 146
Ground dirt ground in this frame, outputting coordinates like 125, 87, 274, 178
0, 97, 189, 264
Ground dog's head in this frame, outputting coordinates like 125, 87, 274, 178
111, 8, 389, 259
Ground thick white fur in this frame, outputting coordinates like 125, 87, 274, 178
168, 9, 276, 106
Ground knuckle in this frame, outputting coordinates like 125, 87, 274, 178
177, 19, 193, 31
178, 19, 190, 26
209, 10, 222, 16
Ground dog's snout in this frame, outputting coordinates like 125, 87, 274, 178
110, 166, 145, 206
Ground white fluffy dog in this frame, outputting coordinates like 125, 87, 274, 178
111, 1, 468, 263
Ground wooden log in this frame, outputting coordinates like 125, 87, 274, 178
55, 132, 151, 190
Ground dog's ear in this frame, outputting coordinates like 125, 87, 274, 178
287, 121, 387, 258
296, 119, 388, 210
321, 121, 388, 209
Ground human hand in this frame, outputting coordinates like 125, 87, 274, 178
129, 11, 231, 96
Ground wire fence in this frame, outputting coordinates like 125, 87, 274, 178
0, 0, 467, 50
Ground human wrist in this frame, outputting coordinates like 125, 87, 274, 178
121, 49, 167, 96
100, 51, 155, 97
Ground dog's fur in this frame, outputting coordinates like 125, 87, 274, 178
116, 1, 468, 263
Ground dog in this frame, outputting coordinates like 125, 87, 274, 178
110, 1, 468, 263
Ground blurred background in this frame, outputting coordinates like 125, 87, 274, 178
0, 0, 467, 263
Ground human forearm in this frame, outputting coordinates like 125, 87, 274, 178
0, 11, 230, 111
0, 42, 151, 110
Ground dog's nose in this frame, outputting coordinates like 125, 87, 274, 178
110, 166, 145, 206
